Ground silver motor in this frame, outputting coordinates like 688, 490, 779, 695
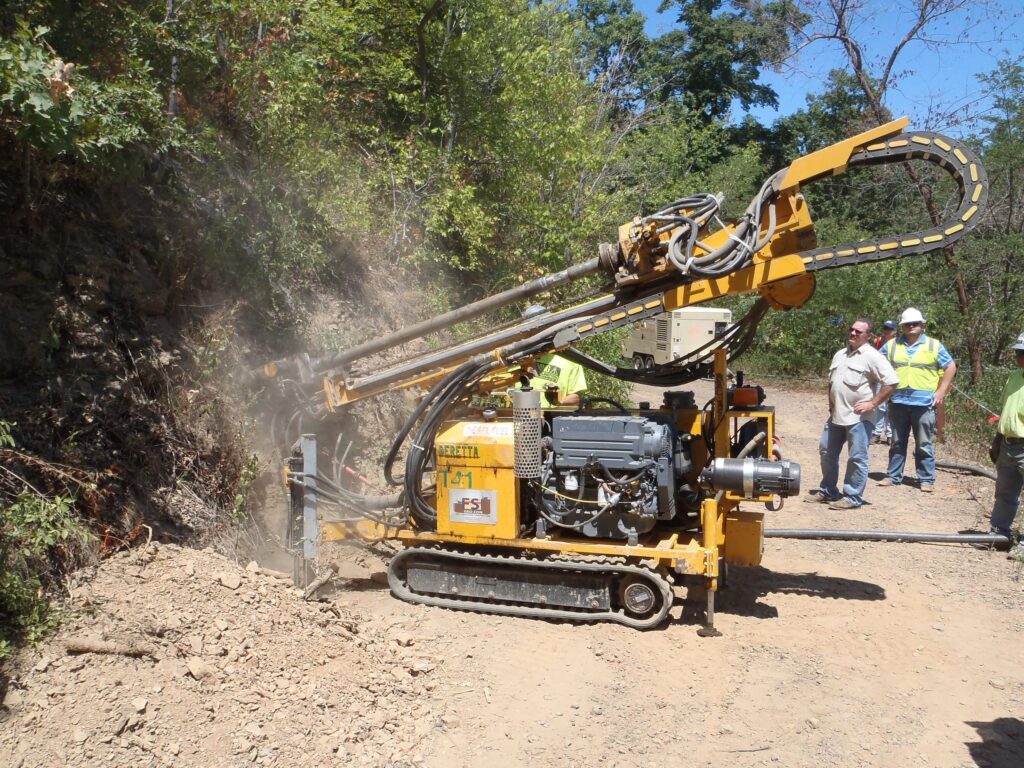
699, 457, 801, 498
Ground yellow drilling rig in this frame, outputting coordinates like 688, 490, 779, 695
261, 118, 992, 632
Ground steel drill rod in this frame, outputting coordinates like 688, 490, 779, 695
765, 529, 1010, 548
311, 257, 604, 372
344, 292, 619, 394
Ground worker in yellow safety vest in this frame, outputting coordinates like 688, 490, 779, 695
989, 332, 1024, 553
877, 307, 957, 493
514, 305, 589, 407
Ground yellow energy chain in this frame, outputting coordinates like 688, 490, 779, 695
799, 131, 987, 272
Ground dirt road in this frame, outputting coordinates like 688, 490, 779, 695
2, 380, 1022, 767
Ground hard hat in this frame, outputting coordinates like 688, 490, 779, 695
882, 320, 897, 331
899, 307, 925, 325
1012, 332, 1024, 351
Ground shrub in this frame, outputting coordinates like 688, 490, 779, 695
0, 421, 92, 661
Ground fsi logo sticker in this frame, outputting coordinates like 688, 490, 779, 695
449, 489, 498, 525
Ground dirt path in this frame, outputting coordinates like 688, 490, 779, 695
3, 380, 1022, 767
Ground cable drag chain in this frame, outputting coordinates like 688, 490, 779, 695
800, 131, 987, 272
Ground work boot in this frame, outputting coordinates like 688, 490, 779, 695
876, 478, 896, 487
803, 490, 835, 504
828, 498, 861, 510
920, 483, 934, 493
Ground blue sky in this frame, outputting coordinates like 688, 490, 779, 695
634, 0, 1024, 133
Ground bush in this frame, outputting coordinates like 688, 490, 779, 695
0, 421, 92, 661
0, 21, 173, 168
0, 490, 91, 660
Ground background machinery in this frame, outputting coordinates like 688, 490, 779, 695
623, 307, 733, 370
263, 118, 990, 632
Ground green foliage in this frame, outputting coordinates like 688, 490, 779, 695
617, 101, 762, 214
0, 419, 14, 449
576, 326, 633, 405
644, 0, 802, 119
232, 454, 261, 521
0, 19, 174, 168
0, 424, 91, 660
944, 364, 1014, 454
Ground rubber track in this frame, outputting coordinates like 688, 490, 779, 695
388, 547, 673, 630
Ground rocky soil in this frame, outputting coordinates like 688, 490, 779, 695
2, 380, 1023, 768
0, 544, 447, 768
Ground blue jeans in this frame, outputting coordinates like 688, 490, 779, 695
886, 403, 937, 485
818, 419, 872, 506
871, 395, 889, 439
991, 438, 1024, 537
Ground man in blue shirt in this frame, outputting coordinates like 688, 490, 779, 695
877, 308, 957, 492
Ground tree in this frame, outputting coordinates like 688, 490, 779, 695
970, 57, 1024, 362
759, 0, 1010, 383
643, 0, 805, 120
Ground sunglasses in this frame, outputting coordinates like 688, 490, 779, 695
849, 329, 868, 336
903, 321, 923, 328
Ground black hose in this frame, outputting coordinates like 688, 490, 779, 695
580, 396, 629, 413
936, 460, 996, 481
383, 359, 477, 486
765, 528, 1010, 549
404, 358, 500, 528
313, 473, 403, 510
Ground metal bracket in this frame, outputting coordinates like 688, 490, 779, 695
287, 434, 319, 587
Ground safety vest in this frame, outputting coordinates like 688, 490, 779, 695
887, 337, 941, 392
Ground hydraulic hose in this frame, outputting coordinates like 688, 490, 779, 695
936, 460, 996, 481
765, 528, 1010, 549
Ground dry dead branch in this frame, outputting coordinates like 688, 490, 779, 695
65, 637, 157, 658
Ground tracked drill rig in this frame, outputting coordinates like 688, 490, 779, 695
263, 118, 988, 632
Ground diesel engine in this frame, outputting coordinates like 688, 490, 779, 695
535, 414, 697, 544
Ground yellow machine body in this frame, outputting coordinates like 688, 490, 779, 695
434, 420, 521, 539
391, 353, 776, 577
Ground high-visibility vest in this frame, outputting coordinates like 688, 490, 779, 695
887, 337, 941, 392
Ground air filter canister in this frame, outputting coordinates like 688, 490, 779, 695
509, 388, 542, 478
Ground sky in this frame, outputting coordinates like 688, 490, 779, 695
634, 0, 1024, 134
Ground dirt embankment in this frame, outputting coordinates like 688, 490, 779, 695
1, 543, 446, 767
2, 381, 1023, 768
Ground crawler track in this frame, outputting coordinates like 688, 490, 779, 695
388, 547, 674, 629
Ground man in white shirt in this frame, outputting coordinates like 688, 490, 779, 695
805, 318, 899, 510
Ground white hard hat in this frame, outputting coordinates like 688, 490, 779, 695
1012, 332, 1024, 351
899, 307, 925, 325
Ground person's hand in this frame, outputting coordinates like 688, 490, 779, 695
853, 400, 875, 415
932, 390, 946, 407
543, 384, 560, 405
